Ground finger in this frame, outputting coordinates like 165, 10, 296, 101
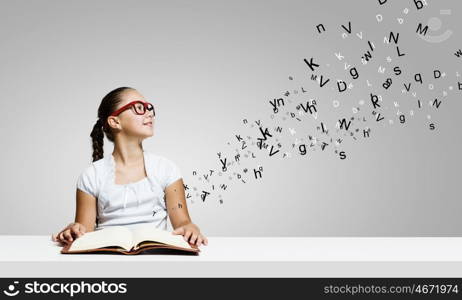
73, 226, 85, 238
51, 233, 57, 241
57, 233, 67, 245
54, 234, 64, 243
61, 235, 70, 245
71, 227, 80, 238
203, 237, 208, 245
64, 231, 73, 242
201, 234, 207, 245
190, 233, 198, 244
196, 237, 202, 246
184, 230, 192, 242
54, 234, 62, 243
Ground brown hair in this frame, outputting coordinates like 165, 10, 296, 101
90, 86, 135, 162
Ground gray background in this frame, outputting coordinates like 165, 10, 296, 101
0, 0, 460, 236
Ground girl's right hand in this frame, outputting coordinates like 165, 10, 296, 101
51, 222, 86, 245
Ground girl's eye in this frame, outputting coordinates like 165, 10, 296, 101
134, 103, 144, 113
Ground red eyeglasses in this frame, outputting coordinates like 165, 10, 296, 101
110, 100, 155, 117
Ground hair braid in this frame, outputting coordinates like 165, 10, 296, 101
90, 119, 104, 162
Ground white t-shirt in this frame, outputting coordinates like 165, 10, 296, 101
76, 150, 182, 231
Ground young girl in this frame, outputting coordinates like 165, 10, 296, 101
52, 87, 208, 248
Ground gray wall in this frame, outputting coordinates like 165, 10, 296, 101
0, 0, 460, 236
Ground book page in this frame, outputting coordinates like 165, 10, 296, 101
68, 226, 133, 252
129, 223, 192, 250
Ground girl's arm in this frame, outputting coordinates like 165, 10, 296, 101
165, 178, 208, 246
52, 189, 97, 245
74, 189, 97, 232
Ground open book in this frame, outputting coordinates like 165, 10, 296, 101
61, 223, 200, 255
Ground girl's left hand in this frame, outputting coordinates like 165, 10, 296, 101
171, 222, 208, 247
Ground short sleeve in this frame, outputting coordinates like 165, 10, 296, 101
76, 165, 97, 198
163, 158, 182, 188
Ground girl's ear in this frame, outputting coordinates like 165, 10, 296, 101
107, 116, 121, 130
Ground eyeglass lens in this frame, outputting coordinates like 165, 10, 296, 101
133, 102, 155, 115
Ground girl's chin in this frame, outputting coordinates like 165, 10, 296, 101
136, 130, 154, 138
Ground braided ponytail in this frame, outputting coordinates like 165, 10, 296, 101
89, 86, 135, 162
90, 119, 104, 162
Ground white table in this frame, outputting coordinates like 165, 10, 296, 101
1, 236, 462, 277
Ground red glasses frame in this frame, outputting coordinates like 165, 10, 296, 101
110, 100, 155, 117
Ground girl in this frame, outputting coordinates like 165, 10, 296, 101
52, 87, 208, 248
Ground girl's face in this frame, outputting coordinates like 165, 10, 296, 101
109, 89, 155, 139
